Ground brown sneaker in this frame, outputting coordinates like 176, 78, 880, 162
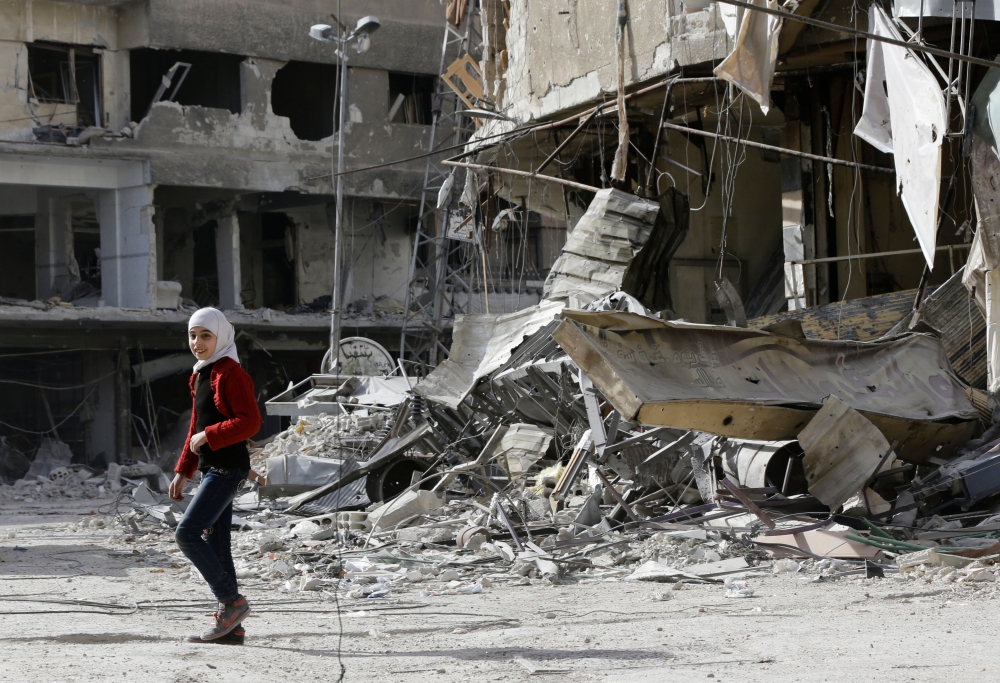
198, 595, 251, 641
186, 626, 245, 645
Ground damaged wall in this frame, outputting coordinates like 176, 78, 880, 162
113, 61, 434, 198
139, 0, 444, 74
0, 1, 443, 200
287, 200, 413, 308
0, 1, 129, 136
487, 0, 731, 122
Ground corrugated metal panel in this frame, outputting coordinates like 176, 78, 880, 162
918, 270, 987, 389
414, 300, 563, 408
749, 289, 915, 341
292, 476, 370, 516
543, 188, 660, 308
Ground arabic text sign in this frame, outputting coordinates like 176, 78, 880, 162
338, 337, 394, 376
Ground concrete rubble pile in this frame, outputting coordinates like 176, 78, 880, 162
0, 436, 169, 503
80, 188, 1000, 600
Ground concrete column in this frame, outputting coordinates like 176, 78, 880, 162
35, 190, 75, 300
164, 208, 194, 298
84, 351, 116, 467
780, 120, 815, 311
238, 212, 263, 309
987, 268, 1000, 394
216, 213, 243, 310
97, 184, 157, 308
115, 342, 131, 464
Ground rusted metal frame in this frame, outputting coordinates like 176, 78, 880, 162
720, 478, 776, 530
536, 107, 602, 175
442, 160, 601, 193
662, 121, 893, 174
595, 469, 643, 524
644, 80, 674, 195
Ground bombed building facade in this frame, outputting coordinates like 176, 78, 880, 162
466, 0, 982, 326
10, 2, 1000, 674
0, 0, 467, 467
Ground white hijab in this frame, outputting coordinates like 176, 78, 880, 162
189, 307, 241, 372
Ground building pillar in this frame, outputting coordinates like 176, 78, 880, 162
97, 184, 157, 308
781, 117, 816, 311
216, 213, 243, 310
84, 351, 116, 467
115, 342, 131, 464
35, 190, 75, 300
238, 211, 264, 309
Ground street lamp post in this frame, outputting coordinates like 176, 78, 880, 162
309, 16, 380, 374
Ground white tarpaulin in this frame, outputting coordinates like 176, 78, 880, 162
854, 6, 947, 270
713, 0, 782, 114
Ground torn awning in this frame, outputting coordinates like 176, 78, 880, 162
413, 300, 564, 408
853, 5, 947, 270
552, 311, 978, 463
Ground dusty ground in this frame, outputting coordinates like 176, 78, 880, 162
2, 498, 998, 683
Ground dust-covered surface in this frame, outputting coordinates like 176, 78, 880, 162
2, 499, 1000, 683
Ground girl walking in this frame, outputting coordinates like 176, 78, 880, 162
169, 307, 262, 644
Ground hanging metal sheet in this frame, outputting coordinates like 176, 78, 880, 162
414, 300, 564, 408
797, 395, 891, 511
552, 310, 978, 463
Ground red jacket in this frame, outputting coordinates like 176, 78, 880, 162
174, 357, 262, 479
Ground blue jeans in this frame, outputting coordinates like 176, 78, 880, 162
175, 468, 248, 604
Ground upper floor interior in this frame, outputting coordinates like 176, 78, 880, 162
0, 0, 450, 197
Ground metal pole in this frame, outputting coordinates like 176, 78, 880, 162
330, 48, 349, 373
788, 243, 970, 266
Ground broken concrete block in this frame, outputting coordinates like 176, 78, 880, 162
258, 537, 283, 552
497, 423, 553, 475
395, 526, 455, 544
337, 511, 372, 532
896, 547, 973, 573
368, 490, 444, 531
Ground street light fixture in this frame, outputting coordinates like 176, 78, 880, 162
309, 15, 380, 374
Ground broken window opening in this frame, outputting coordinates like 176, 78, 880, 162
130, 48, 244, 121
71, 201, 101, 293
260, 213, 296, 309
388, 72, 435, 125
192, 220, 220, 308
270, 61, 339, 141
0, 216, 36, 300
27, 43, 102, 127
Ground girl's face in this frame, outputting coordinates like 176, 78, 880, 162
189, 326, 217, 361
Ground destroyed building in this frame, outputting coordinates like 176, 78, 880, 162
204, 0, 1000, 587
10, 0, 1000, 603
0, 0, 505, 468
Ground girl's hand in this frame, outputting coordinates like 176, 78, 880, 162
169, 473, 189, 502
190, 431, 209, 454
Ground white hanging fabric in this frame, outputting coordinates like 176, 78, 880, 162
713, 0, 782, 115
854, 6, 947, 270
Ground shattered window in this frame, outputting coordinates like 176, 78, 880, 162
27, 43, 102, 127
271, 61, 339, 141
388, 72, 435, 125
129, 48, 244, 120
